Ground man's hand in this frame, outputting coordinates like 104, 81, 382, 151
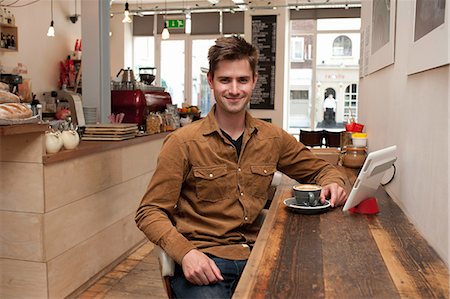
181, 249, 224, 285
320, 183, 347, 207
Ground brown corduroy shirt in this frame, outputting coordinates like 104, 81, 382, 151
135, 107, 346, 265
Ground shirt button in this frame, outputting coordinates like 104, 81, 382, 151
240, 192, 244, 196
264, 169, 267, 174
209, 173, 213, 178
244, 216, 248, 221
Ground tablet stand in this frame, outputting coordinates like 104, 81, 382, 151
348, 197, 379, 214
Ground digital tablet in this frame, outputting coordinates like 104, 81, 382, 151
342, 145, 397, 212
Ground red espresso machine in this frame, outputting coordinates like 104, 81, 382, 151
111, 85, 172, 129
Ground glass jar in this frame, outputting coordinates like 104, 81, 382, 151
341, 147, 367, 168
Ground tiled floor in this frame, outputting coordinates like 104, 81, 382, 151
76, 241, 168, 299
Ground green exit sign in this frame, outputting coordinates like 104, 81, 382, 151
166, 19, 185, 29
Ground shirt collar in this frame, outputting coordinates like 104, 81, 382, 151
202, 104, 259, 136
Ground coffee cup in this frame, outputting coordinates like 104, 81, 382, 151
293, 184, 322, 207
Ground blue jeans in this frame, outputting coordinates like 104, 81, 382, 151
170, 256, 247, 299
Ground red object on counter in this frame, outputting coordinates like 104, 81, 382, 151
349, 197, 379, 214
345, 122, 364, 132
111, 89, 172, 127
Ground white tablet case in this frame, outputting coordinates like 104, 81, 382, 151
342, 145, 397, 212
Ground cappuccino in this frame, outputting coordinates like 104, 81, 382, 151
292, 184, 322, 207
293, 184, 322, 191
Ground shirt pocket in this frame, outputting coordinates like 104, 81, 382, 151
193, 165, 229, 202
250, 165, 277, 199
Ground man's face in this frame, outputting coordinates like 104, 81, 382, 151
207, 59, 257, 115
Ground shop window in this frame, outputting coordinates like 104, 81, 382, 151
332, 35, 352, 56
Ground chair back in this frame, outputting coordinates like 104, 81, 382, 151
323, 131, 342, 148
300, 130, 324, 147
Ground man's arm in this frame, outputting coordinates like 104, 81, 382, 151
277, 129, 348, 206
135, 134, 195, 265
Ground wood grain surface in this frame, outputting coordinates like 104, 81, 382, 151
233, 174, 449, 299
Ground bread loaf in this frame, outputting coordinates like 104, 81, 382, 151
0, 82, 9, 92
0, 90, 20, 104
0, 103, 33, 119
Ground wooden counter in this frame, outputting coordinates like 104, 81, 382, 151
0, 126, 168, 298
233, 173, 449, 299
43, 132, 170, 164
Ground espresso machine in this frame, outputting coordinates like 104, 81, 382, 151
0, 73, 22, 93
111, 66, 172, 128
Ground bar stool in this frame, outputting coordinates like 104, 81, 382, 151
299, 130, 324, 147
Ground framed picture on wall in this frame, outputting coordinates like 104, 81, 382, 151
407, 0, 449, 75
367, 0, 397, 74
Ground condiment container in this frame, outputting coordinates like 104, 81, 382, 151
352, 133, 368, 147
341, 146, 367, 168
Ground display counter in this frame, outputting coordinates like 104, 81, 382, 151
0, 123, 169, 298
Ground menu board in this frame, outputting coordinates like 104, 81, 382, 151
251, 15, 276, 110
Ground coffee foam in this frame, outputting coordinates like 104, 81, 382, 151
293, 184, 322, 191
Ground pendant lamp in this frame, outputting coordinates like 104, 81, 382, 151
122, 2, 132, 23
47, 0, 55, 37
162, 0, 170, 39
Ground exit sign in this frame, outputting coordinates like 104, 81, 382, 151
166, 19, 185, 29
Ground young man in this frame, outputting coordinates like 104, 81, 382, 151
135, 36, 348, 299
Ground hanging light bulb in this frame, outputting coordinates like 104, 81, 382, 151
162, 21, 170, 39
122, 2, 132, 23
47, 20, 55, 37
162, 0, 170, 39
47, 0, 55, 37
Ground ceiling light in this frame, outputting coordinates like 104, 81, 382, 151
47, 0, 55, 37
208, 0, 220, 4
162, 0, 170, 39
162, 22, 170, 39
122, 2, 132, 23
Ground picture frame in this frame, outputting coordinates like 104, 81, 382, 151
367, 0, 397, 74
407, 0, 449, 75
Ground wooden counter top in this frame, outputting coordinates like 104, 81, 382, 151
233, 173, 449, 299
43, 132, 170, 164
0, 123, 49, 135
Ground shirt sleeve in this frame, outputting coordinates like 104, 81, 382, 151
277, 129, 346, 188
135, 134, 196, 265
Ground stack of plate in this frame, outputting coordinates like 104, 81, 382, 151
82, 123, 138, 141
83, 107, 97, 125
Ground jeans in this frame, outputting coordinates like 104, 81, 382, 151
170, 256, 247, 299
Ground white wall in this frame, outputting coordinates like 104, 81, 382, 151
0, 0, 81, 97
359, 1, 449, 265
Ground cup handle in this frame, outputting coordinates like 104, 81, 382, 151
308, 192, 316, 206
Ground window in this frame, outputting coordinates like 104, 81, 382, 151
332, 35, 352, 56
133, 36, 155, 79
288, 17, 360, 133
290, 90, 309, 100
344, 83, 358, 122
291, 37, 305, 61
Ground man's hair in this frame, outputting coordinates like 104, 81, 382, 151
208, 35, 259, 78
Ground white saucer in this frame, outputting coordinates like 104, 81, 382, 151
283, 197, 331, 214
